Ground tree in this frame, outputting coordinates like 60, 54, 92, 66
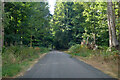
82, 2, 109, 46
4, 2, 52, 47
118, 1, 120, 46
0, 1, 4, 50
107, 1, 119, 50
0, 1, 2, 51
52, 2, 85, 49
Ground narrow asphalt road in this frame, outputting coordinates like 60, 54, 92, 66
21, 51, 116, 79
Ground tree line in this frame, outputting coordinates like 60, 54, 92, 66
2, 2, 53, 48
0, 1, 120, 50
52, 1, 120, 50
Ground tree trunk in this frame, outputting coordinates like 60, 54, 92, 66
30, 35, 32, 47
107, 1, 119, 50
118, 1, 120, 48
107, 1, 113, 50
0, 1, 4, 52
93, 33, 96, 45
20, 30, 23, 47
20, 41, 22, 47
0, 3, 2, 52
2, 2, 4, 48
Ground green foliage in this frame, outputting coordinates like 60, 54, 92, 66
69, 44, 93, 57
3, 2, 52, 77
2, 1, 120, 77
52, 2, 120, 49
2, 46, 49, 77
4, 2, 52, 47
2, 64, 21, 77
97, 46, 108, 50
82, 2, 109, 46
39, 47, 49, 53
4, 2, 119, 49
68, 44, 120, 61
2, 46, 48, 64
52, 2, 85, 49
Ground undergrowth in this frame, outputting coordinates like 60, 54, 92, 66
2, 46, 49, 77
68, 44, 120, 78
68, 44, 120, 62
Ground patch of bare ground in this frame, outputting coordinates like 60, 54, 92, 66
75, 56, 118, 79
13, 53, 47, 78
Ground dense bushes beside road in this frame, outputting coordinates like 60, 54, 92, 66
2, 46, 49, 77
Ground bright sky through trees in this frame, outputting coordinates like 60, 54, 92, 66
48, 0, 56, 15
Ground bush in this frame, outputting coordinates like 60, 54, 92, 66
69, 44, 120, 58
98, 46, 108, 50
69, 44, 81, 53
2, 46, 49, 65
69, 44, 93, 57
2, 46, 49, 77
100, 49, 120, 62
39, 47, 49, 53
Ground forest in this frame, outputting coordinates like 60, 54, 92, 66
0, 1, 120, 78
1, 2, 120, 50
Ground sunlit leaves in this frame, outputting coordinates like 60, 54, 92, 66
4, 2, 52, 47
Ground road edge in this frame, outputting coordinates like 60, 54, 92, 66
13, 53, 47, 78
73, 56, 119, 79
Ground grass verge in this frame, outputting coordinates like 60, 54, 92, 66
67, 44, 120, 78
2, 46, 49, 77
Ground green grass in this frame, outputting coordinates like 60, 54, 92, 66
2, 60, 31, 77
2, 46, 49, 77
2, 64, 21, 77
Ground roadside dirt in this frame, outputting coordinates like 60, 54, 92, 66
75, 56, 118, 79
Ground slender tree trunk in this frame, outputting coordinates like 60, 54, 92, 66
107, 1, 119, 50
108, 21, 113, 49
20, 29, 23, 47
30, 35, 32, 47
20, 41, 22, 47
0, 1, 4, 52
0, 2, 1, 48
93, 3, 96, 45
118, 1, 120, 48
0, 1, 2, 78
107, 1, 113, 50
112, 2, 119, 47
2, 2, 4, 48
93, 33, 96, 45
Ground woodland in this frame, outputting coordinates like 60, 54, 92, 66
0, 1, 120, 77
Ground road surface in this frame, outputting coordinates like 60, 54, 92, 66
21, 51, 117, 79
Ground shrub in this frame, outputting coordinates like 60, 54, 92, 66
39, 47, 48, 53
2, 46, 49, 65
2, 46, 49, 77
69, 44, 93, 57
